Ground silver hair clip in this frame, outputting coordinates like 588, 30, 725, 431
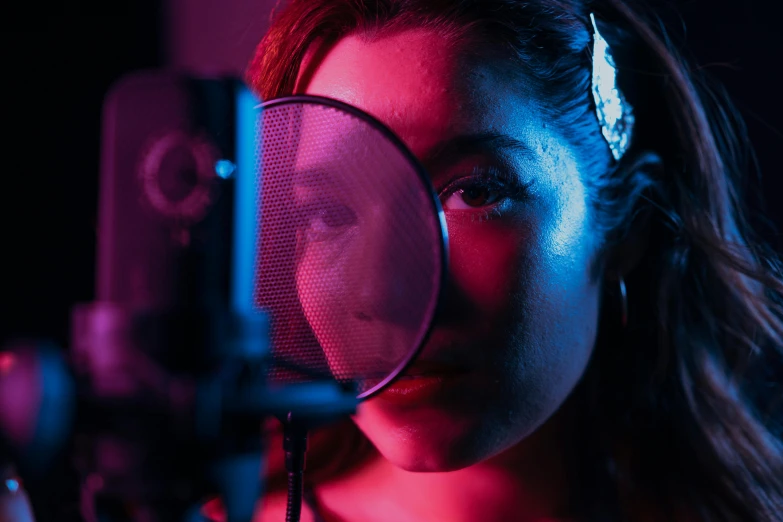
590, 13, 635, 162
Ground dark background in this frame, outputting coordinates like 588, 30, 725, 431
2, 0, 782, 348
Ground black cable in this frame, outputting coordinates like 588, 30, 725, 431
285, 469, 304, 522
283, 415, 308, 522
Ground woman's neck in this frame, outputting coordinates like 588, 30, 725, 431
315, 399, 580, 522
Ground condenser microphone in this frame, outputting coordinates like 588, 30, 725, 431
1, 72, 267, 522
67, 73, 358, 522
69, 71, 272, 522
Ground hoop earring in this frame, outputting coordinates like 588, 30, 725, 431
618, 275, 628, 329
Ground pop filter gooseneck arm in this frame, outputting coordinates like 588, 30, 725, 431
283, 414, 308, 522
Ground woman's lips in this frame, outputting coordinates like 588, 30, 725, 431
373, 361, 470, 404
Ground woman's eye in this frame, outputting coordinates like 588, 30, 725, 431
296, 201, 358, 243
442, 185, 503, 210
314, 204, 357, 229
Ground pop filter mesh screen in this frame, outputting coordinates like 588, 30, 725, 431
252, 98, 446, 397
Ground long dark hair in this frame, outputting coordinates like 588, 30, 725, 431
246, 1, 783, 520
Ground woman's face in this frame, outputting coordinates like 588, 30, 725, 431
295, 28, 604, 471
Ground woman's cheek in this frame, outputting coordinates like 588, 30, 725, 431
446, 216, 530, 314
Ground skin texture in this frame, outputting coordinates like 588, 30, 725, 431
269, 27, 619, 522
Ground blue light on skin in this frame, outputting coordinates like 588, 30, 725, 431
5, 478, 19, 494
215, 159, 236, 179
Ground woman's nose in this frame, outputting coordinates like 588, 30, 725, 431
348, 195, 440, 329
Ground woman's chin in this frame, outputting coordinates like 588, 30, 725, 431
352, 398, 506, 472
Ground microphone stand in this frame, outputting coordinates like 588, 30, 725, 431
2, 170, 359, 522
69, 302, 271, 522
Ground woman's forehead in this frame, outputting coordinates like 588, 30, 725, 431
295, 28, 538, 156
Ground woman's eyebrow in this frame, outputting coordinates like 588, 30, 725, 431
421, 131, 535, 170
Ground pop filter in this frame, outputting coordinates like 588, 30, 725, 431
253, 95, 448, 399
250, 96, 448, 522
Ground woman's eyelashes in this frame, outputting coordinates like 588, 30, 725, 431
295, 199, 358, 243
439, 165, 533, 222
